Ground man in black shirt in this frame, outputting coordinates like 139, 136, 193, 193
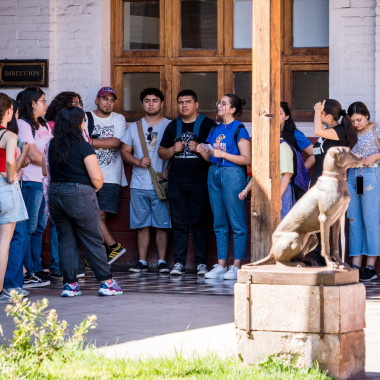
158, 89, 216, 276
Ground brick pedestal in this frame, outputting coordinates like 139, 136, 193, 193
235, 265, 366, 380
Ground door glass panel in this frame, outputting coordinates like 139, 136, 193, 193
233, 0, 252, 49
292, 71, 329, 111
180, 72, 217, 110
293, 0, 329, 48
233, 72, 252, 109
181, 0, 217, 49
124, 73, 160, 111
123, 1, 160, 50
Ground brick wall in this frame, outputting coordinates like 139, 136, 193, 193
330, 0, 377, 119
0, 0, 110, 108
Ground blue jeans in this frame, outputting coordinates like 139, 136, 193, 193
4, 221, 28, 289
208, 165, 248, 260
49, 217, 60, 272
21, 181, 48, 274
347, 167, 380, 256
49, 182, 112, 283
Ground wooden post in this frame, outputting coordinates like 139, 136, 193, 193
250, 0, 281, 262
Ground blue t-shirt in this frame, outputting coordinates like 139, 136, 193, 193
294, 129, 312, 152
206, 120, 250, 166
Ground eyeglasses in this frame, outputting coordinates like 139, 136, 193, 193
216, 100, 229, 108
38, 99, 47, 104
147, 127, 153, 141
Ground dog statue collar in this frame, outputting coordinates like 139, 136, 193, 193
322, 170, 347, 180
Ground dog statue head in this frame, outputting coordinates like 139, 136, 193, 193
324, 146, 364, 171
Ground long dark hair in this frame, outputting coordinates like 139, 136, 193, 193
0, 92, 13, 126
45, 91, 83, 122
347, 101, 370, 119
225, 94, 246, 117
49, 106, 85, 166
324, 99, 357, 149
280, 101, 299, 151
7, 100, 19, 134
18, 87, 47, 136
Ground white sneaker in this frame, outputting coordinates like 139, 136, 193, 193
223, 265, 239, 280
197, 264, 207, 276
204, 264, 227, 279
4, 287, 30, 297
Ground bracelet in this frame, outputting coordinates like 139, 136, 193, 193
222, 152, 225, 159
171, 146, 174, 154
6, 177, 15, 184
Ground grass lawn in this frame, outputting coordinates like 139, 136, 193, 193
31, 350, 333, 379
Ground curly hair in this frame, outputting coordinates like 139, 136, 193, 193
45, 91, 83, 122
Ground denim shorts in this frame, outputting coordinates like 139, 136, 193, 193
96, 183, 123, 214
0, 178, 28, 224
130, 189, 171, 229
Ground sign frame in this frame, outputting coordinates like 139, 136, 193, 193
0, 59, 49, 88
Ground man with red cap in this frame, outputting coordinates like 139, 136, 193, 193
85, 87, 127, 264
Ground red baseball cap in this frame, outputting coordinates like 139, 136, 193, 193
97, 86, 117, 99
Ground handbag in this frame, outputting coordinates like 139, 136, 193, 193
136, 120, 168, 201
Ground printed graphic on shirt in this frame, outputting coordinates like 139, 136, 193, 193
313, 137, 325, 156
146, 132, 158, 152
213, 134, 226, 151
93, 124, 118, 166
174, 131, 197, 158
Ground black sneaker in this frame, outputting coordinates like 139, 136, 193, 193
107, 243, 126, 264
170, 263, 185, 276
360, 268, 378, 282
129, 262, 148, 273
158, 262, 170, 273
50, 271, 63, 278
23, 274, 50, 288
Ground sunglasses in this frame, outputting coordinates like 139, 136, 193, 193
147, 127, 153, 141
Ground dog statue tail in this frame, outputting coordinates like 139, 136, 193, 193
245, 253, 276, 267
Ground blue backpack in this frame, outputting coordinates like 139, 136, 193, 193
176, 114, 206, 140
280, 139, 309, 201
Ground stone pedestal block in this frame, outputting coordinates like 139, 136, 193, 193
235, 266, 366, 380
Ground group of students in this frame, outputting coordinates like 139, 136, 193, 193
0, 87, 379, 303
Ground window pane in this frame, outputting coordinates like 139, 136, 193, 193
233, 0, 252, 49
180, 72, 217, 110
181, 0, 217, 49
123, 1, 160, 50
124, 73, 160, 111
293, 0, 329, 48
233, 72, 252, 110
292, 71, 329, 111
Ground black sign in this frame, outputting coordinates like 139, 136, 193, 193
0, 60, 48, 88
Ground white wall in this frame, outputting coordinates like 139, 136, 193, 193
330, 0, 377, 119
0, 0, 111, 110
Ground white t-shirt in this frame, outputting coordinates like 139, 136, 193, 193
85, 111, 128, 186
121, 117, 170, 190
17, 119, 52, 183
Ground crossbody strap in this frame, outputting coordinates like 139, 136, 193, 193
136, 119, 157, 178
372, 126, 380, 152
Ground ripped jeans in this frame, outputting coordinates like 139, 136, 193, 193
347, 167, 380, 256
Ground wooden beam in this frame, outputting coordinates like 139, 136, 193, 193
251, 0, 281, 261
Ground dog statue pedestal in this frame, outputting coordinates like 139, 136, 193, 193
235, 265, 366, 380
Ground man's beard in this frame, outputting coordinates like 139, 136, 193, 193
145, 110, 161, 116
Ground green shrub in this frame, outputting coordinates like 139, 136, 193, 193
0, 292, 96, 379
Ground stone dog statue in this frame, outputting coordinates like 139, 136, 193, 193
250, 146, 364, 269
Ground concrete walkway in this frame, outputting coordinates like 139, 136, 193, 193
0, 280, 379, 379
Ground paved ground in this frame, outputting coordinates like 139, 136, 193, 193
0, 272, 379, 379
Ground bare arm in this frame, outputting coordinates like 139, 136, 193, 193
280, 173, 292, 197
27, 143, 43, 166
212, 138, 251, 165
121, 143, 151, 168
238, 178, 252, 200
16, 142, 30, 173
196, 144, 212, 162
313, 101, 339, 140
42, 152, 47, 176
90, 138, 121, 150
303, 145, 315, 170
5, 133, 17, 182
84, 154, 104, 191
